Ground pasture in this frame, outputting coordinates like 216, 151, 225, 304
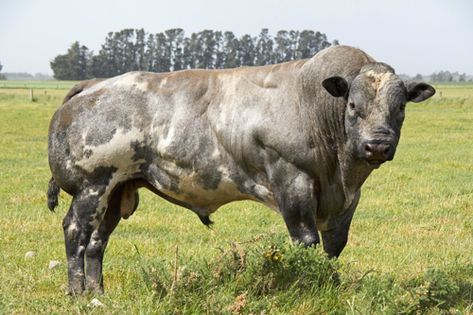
0, 81, 472, 314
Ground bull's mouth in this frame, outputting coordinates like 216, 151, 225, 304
366, 159, 385, 168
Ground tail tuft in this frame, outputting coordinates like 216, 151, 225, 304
47, 177, 60, 211
198, 215, 214, 227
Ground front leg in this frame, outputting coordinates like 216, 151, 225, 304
281, 198, 320, 247
268, 163, 319, 247
321, 190, 360, 258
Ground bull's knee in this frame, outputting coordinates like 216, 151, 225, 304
284, 216, 320, 247
290, 230, 320, 247
282, 208, 320, 248
62, 215, 83, 256
85, 235, 104, 258
63, 214, 77, 238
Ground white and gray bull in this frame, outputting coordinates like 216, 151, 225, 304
47, 45, 435, 294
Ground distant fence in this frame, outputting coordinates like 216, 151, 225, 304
0, 80, 77, 90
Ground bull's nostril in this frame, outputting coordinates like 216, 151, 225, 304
362, 142, 392, 163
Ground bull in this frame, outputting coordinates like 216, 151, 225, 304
47, 45, 435, 294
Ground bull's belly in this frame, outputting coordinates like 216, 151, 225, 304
158, 174, 252, 213
144, 161, 278, 216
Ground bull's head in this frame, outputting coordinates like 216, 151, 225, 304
322, 63, 435, 168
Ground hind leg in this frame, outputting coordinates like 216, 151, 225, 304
62, 186, 109, 295
84, 186, 124, 293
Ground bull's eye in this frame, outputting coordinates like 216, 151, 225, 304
348, 102, 356, 110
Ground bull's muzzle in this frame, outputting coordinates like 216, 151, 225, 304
361, 140, 395, 167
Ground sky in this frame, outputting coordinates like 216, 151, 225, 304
1, 0, 472, 76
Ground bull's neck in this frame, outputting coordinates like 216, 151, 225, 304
297, 77, 372, 205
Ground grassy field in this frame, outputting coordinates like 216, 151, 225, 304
0, 82, 472, 314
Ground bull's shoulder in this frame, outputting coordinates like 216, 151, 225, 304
62, 79, 104, 104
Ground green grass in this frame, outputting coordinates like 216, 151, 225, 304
0, 84, 472, 314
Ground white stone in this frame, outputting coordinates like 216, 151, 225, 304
87, 298, 105, 308
49, 260, 62, 270
25, 251, 36, 259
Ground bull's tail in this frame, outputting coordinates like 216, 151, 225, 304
47, 177, 61, 211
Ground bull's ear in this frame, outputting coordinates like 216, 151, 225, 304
322, 76, 349, 98
406, 82, 435, 103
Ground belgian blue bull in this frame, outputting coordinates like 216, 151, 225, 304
47, 45, 435, 294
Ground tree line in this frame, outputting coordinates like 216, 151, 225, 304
50, 28, 338, 80
429, 71, 468, 82
408, 71, 471, 83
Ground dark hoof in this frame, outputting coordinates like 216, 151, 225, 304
65, 287, 85, 296
86, 285, 104, 295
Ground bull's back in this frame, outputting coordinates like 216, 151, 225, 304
48, 65, 298, 210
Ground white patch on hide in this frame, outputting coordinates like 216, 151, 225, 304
157, 126, 175, 153
364, 70, 396, 94
87, 188, 99, 196
66, 160, 73, 170
76, 126, 145, 173
78, 245, 85, 254
67, 222, 79, 236
159, 77, 168, 88
211, 148, 221, 159
112, 72, 148, 92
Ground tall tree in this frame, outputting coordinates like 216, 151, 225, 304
222, 31, 240, 68
51, 55, 71, 79
135, 28, 147, 70
115, 29, 136, 73
238, 34, 256, 66
90, 32, 119, 77
213, 31, 225, 69
50, 41, 91, 80
143, 33, 157, 72
183, 33, 200, 69
90, 54, 107, 78
199, 30, 217, 69
165, 28, 185, 71
154, 32, 171, 72
314, 31, 331, 52
288, 30, 300, 60
297, 30, 315, 58
274, 30, 291, 63
255, 28, 274, 66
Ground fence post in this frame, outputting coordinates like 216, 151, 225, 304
29, 88, 34, 101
